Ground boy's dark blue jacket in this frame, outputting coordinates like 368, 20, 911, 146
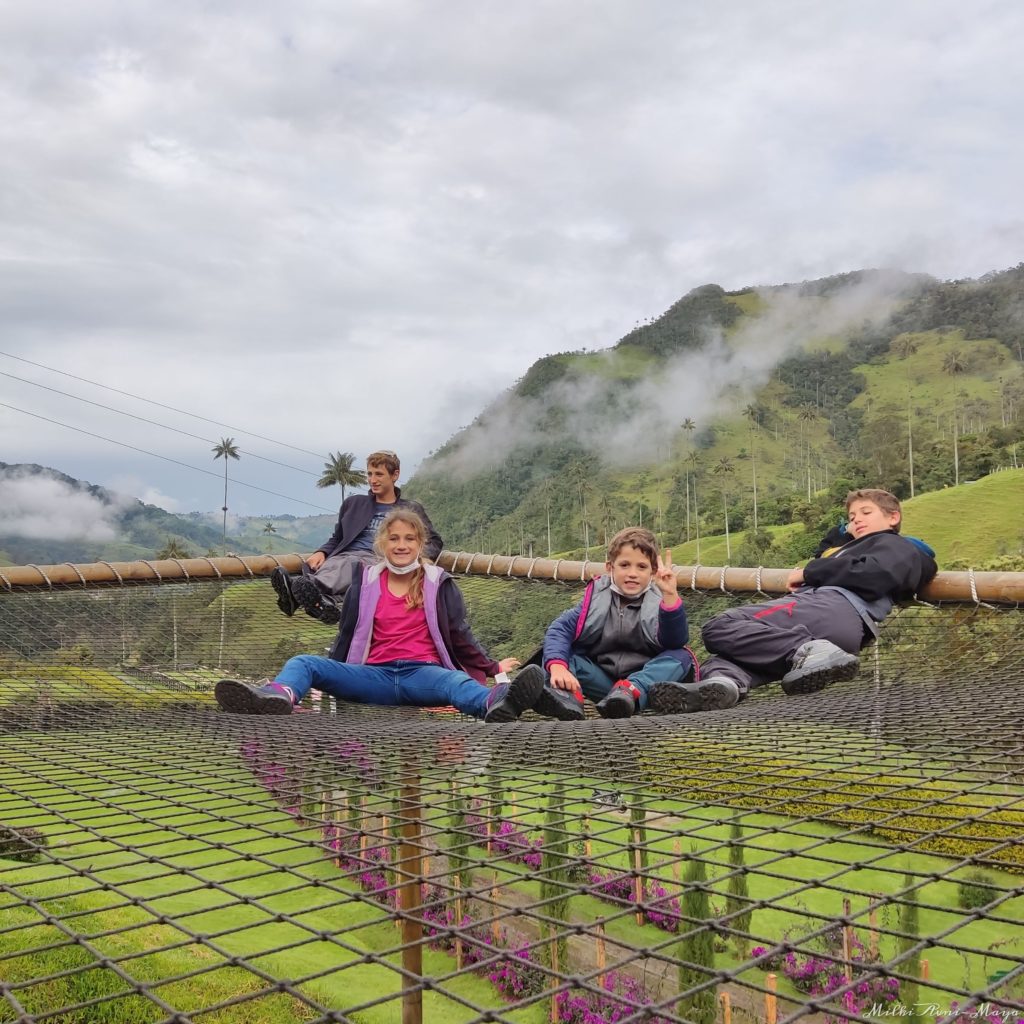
542, 575, 692, 676
316, 488, 443, 560
802, 529, 938, 602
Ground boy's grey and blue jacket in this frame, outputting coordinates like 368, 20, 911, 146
799, 529, 938, 635
542, 575, 695, 680
315, 488, 443, 560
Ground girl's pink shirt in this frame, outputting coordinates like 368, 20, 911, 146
366, 573, 441, 665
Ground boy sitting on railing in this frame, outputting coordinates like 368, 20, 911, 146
647, 488, 938, 714
518, 527, 697, 720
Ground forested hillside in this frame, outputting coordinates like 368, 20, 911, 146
407, 265, 1024, 563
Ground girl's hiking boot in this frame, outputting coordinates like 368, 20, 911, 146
271, 567, 297, 617
215, 679, 295, 715
781, 640, 859, 695
595, 680, 641, 719
648, 676, 740, 714
483, 669, 545, 723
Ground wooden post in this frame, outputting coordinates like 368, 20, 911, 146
398, 773, 424, 1024
842, 898, 853, 983
595, 921, 607, 987
719, 992, 732, 1024
491, 881, 501, 944
765, 973, 777, 1024
633, 840, 644, 925
869, 898, 880, 961
549, 935, 560, 1024
582, 813, 592, 859
672, 837, 682, 884
921, 958, 930, 981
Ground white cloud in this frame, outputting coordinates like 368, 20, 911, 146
0, 471, 127, 541
1, 1, 1022, 512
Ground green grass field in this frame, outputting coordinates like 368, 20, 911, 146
4, 733, 1022, 1019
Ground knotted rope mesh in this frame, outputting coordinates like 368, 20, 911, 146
1, 560, 1022, 1024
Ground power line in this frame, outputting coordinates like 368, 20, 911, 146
0, 402, 337, 514
0, 370, 319, 479
0, 349, 326, 459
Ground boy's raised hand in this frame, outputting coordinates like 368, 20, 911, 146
654, 550, 680, 601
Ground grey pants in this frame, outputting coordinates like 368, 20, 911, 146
300, 551, 378, 606
701, 590, 867, 694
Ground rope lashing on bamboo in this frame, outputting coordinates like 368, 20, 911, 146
0, 551, 1021, 604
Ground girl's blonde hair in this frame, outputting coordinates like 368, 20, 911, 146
374, 509, 428, 608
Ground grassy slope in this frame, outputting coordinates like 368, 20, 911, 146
662, 469, 1023, 567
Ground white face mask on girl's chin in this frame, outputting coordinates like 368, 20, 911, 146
384, 558, 421, 576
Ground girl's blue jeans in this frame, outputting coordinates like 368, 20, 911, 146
276, 655, 491, 717
569, 653, 692, 711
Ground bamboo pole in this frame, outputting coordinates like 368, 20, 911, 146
2, 552, 1022, 604
719, 992, 732, 1024
921, 958, 930, 981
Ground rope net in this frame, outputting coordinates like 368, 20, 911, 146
1, 560, 1022, 1024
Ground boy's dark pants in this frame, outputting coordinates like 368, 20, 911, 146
701, 590, 867, 695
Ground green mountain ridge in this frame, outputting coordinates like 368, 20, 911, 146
407, 264, 1024, 561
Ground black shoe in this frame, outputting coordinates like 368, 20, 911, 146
215, 679, 294, 715
319, 600, 341, 626
532, 676, 586, 722
781, 640, 860, 695
292, 576, 326, 620
483, 669, 545, 723
596, 685, 636, 719
271, 567, 297, 617
648, 676, 741, 714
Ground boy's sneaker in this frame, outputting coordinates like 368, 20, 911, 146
318, 600, 341, 626
781, 640, 860, 695
596, 680, 639, 719
648, 676, 741, 714
483, 669, 545, 723
215, 679, 295, 715
271, 567, 297, 617
532, 676, 586, 722
292, 577, 326, 620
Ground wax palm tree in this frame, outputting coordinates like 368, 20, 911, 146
262, 521, 277, 553
212, 438, 241, 555
943, 349, 967, 485
895, 337, 921, 497
317, 451, 367, 502
713, 456, 734, 561
156, 537, 193, 560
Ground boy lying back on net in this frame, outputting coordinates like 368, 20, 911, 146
647, 488, 938, 714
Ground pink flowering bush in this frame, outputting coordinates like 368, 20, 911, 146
588, 871, 685, 934
465, 807, 543, 870
771, 928, 900, 1023
555, 972, 672, 1024
487, 946, 548, 1000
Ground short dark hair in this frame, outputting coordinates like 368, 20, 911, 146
845, 488, 902, 533
606, 527, 659, 566
366, 450, 400, 475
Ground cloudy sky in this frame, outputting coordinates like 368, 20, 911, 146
2, 0, 1022, 520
